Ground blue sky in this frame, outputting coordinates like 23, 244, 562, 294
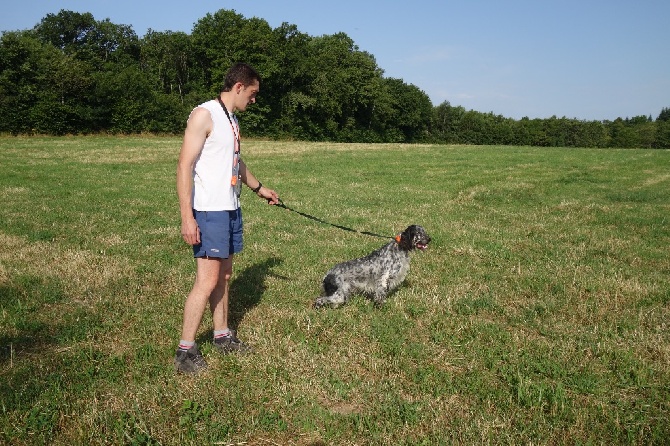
2, 0, 669, 121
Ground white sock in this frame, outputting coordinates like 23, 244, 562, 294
178, 340, 195, 351
213, 329, 231, 340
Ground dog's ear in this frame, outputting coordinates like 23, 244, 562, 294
398, 225, 417, 250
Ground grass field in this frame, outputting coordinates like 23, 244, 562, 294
0, 136, 668, 445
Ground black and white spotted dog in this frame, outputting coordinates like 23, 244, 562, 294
314, 225, 431, 308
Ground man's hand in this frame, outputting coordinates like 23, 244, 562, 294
258, 186, 279, 205
181, 216, 200, 245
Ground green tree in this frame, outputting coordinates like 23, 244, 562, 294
141, 30, 198, 102
33, 10, 96, 53
377, 78, 433, 142
654, 120, 670, 148
0, 30, 77, 134
34, 10, 140, 67
431, 102, 467, 143
33, 50, 96, 134
0, 31, 40, 133
263, 23, 312, 138
656, 107, 670, 122
28, 10, 146, 133
139, 31, 199, 133
293, 32, 384, 141
88, 18, 141, 66
576, 120, 609, 148
608, 118, 634, 148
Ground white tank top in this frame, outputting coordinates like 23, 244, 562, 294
191, 99, 240, 211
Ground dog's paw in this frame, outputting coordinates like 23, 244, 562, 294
314, 296, 343, 309
373, 298, 387, 308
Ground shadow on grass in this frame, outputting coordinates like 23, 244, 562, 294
0, 278, 67, 365
218, 256, 283, 332
0, 278, 103, 442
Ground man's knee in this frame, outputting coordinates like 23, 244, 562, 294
194, 257, 227, 291
221, 258, 233, 281
221, 267, 233, 282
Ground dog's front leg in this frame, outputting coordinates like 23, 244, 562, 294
372, 286, 390, 307
314, 290, 347, 309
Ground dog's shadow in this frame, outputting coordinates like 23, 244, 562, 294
228, 256, 283, 331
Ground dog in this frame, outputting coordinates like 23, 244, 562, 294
314, 225, 431, 308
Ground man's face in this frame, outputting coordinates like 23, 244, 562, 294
235, 80, 259, 112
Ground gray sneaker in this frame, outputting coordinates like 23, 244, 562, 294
174, 344, 208, 374
213, 330, 252, 354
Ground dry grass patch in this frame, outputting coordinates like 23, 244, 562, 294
0, 233, 133, 298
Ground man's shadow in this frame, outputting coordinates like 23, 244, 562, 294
229, 256, 283, 329
197, 256, 283, 343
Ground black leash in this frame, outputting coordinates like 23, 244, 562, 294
274, 198, 393, 240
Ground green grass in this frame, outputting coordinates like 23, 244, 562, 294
0, 136, 669, 445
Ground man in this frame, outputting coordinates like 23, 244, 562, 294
175, 63, 279, 374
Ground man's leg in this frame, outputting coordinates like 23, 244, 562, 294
175, 256, 223, 373
180, 256, 222, 342
209, 254, 252, 353
209, 255, 233, 332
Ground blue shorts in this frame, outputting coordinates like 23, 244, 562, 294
192, 209, 243, 258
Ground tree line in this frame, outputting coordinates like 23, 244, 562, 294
1, 9, 668, 148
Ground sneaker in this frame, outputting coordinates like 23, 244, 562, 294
213, 330, 252, 354
174, 344, 208, 374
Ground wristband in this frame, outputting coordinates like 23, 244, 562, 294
251, 182, 262, 193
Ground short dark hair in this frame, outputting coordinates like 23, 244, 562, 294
221, 63, 261, 93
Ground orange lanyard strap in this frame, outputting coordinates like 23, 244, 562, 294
217, 97, 242, 193
217, 97, 240, 153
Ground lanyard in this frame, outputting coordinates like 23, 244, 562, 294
217, 97, 240, 145
217, 97, 242, 196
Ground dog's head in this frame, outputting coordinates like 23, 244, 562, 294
395, 225, 431, 251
